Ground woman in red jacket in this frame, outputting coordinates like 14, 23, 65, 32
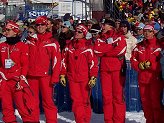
0, 21, 39, 123
60, 24, 98, 123
131, 25, 163, 123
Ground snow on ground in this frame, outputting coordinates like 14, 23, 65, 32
0, 110, 146, 123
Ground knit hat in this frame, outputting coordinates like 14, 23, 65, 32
136, 23, 145, 29
35, 16, 48, 25
76, 24, 88, 36
6, 21, 20, 34
101, 18, 115, 27
143, 25, 154, 31
90, 24, 101, 34
63, 21, 71, 28
120, 20, 130, 30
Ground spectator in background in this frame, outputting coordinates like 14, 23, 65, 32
120, 20, 137, 61
90, 23, 102, 45
58, 21, 74, 52
115, 19, 121, 33
135, 23, 145, 43
63, 13, 75, 30
53, 18, 63, 38
26, 25, 37, 43
47, 18, 55, 33
86, 18, 98, 40
87, 18, 98, 30
47, 18, 61, 40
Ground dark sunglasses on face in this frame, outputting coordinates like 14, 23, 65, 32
61, 26, 67, 28
6, 28, 12, 31
91, 33, 98, 35
27, 31, 34, 34
76, 31, 83, 34
36, 24, 45, 26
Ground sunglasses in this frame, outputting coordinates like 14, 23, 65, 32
136, 28, 142, 30
6, 28, 12, 31
76, 31, 83, 34
91, 33, 98, 35
27, 31, 34, 34
36, 24, 45, 26
61, 26, 67, 28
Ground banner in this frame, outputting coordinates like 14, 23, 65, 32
28, 10, 49, 18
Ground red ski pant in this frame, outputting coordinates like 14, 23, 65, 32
139, 81, 163, 123
27, 76, 57, 123
100, 71, 126, 123
1, 80, 38, 123
69, 80, 91, 123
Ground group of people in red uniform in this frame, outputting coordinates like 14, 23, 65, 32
0, 15, 163, 123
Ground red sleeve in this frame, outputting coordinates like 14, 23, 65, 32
130, 47, 140, 72
94, 38, 113, 57
51, 41, 61, 83
104, 36, 127, 57
87, 47, 99, 77
20, 43, 29, 76
60, 47, 68, 75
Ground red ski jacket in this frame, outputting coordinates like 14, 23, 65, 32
26, 32, 61, 83
0, 41, 28, 80
131, 37, 162, 84
61, 38, 98, 82
94, 30, 127, 72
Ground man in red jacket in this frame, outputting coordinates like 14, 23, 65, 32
60, 24, 98, 123
94, 18, 127, 123
0, 21, 39, 122
131, 25, 163, 123
27, 16, 61, 123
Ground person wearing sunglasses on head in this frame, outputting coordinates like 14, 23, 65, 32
94, 18, 127, 123
26, 16, 61, 123
58, 21, 74, 52
60, 24, 98, 123
131, 24, 164, 123
135, 22, 145, 43
90, 23, 102, 45
0, 21, 39, 123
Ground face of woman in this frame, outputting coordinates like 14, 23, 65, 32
101, 24, 113, 33
61, 26, 69, 33
5, 28, 17, 37
27, 28, 36, 37
143, 29, 154, 39
75, 30, 84, 39
47, 20, 53, 31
